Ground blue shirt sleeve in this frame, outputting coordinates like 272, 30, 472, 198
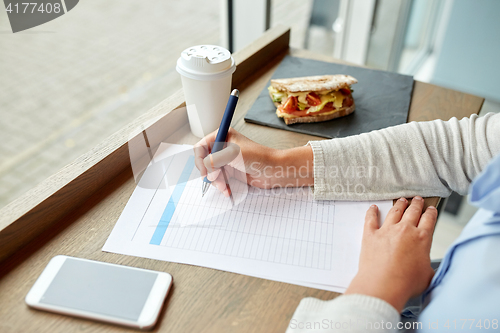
419, 152, 500, 332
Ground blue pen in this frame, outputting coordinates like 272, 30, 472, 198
202, 89, 239, 197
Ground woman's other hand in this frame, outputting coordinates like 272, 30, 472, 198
345, 196, 437, 312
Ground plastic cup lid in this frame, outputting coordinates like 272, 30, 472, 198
176, 45, 236, 81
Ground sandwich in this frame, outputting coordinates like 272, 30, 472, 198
268, 75, 358, 125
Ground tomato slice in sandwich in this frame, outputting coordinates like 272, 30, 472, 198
343, 96, 354, 107
306, 92, 322, 106
282, 96, 298, 113
340, 88, 351, 95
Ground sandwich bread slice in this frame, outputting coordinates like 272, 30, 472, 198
268, 75, 358, 125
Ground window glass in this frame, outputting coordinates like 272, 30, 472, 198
0, 1, 220, 209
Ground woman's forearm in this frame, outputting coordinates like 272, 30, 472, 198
271, 145, 314, 187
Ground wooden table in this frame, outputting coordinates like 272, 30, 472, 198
0, 25, 484, 333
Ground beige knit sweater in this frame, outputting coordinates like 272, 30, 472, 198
309, 112, 500, 201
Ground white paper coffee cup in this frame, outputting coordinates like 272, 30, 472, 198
176, 45, 236, 138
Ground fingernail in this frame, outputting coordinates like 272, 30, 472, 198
428, 206, 436, 210
414, 196, 423, 201
371, 204, 378, 209
399, 197, 407, 202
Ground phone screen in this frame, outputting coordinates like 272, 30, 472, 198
39, 258, 158, 321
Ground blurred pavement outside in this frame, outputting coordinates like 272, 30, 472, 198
0, 0, 312, 209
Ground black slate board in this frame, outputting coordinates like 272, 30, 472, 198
244, 56, 414, 139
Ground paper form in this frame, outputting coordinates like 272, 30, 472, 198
103, 144, 392, 292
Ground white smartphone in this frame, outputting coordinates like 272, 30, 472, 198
25, 255, 172, 330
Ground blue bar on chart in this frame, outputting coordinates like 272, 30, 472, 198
150, 155, 195, 245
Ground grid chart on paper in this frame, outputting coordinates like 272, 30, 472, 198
142, 160, 336, 270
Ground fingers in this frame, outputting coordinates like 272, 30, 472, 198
203, 153, 222, 182
401, 196, 424, 227
204, 144, 240, 171
203, 143, 241, 182
383, 197, 408, 226
194, 144, 208, 176
417, 206, 438, 232
211, 168, 230, 197
207, 169, 221, 182
193, 129, 220, 176
364, 205, 379, 234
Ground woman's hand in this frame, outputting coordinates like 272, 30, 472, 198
345, 196, 437, 312
193, 128, 314, 196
